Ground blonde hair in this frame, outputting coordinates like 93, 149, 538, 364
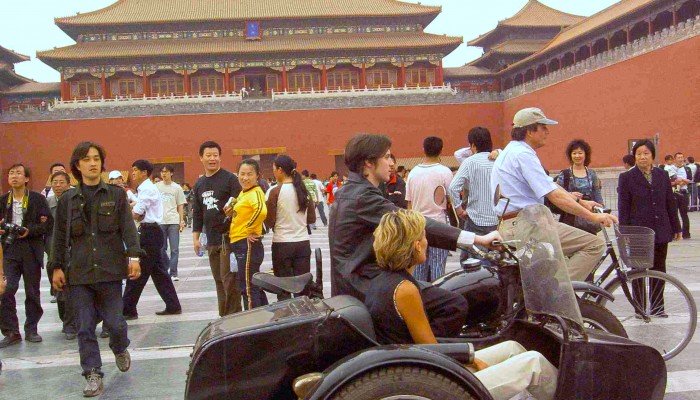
373, 209, 426, 272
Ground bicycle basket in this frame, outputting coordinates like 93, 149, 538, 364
614, 225, 655, 270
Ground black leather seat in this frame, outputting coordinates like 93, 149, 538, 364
252, 272, 312, 295
324, 295, 377, 343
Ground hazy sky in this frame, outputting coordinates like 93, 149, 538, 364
1, 0, 618, 83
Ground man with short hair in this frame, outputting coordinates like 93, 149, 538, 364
491, 108, 616, 281
449, 127, 499, 259
156, 165, 187, 280
51, 142, 141, 396
42, 163, 67, 197
386, 154, 407, 209
192, 141, 242, 316
46, 171, 77, 339
687, 156, 699, 211
310, 173, 328, 226
664, 155, 678, 181
405, 136, 454, 282
0, 164, 52, 348
622, 154, 635, 170
301, 170, 320, 229
674, 152, 691, 238
326, 172, 341, 205
122, 160, 182, 318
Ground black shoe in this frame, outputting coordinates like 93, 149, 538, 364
99, 330, 110, 338
25, 332, 43, 343
66, 332, 77, 340
124, 314, 138, 321
50, 296, 57, 304
83, 369, 104, 397
155, 309, 182, 316
0, 333, 22, 348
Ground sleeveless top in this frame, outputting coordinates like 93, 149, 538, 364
364, 269, 421, 344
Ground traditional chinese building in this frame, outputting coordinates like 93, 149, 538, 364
0, 46, 59, 112
37, 0, 461, 101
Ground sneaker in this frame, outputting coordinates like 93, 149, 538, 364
124, 314, 138, 321
0, 333, 21, 348
83, 369, 104, 397
99, 330, 110, 339
25, 332, 43, 343
172, 276, 180, 281
155, 308, 182, 316
115, 350, 131, 372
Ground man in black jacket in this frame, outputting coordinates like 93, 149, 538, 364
51, 142, 142, 397
329, 134, 500, 337
0, 163, 52, 348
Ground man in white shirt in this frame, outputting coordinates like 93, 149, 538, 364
156, 165, 187, 280
122, 160, 182, 319
674, 152, 691, 238
310, 173, 328, 226
405, 136, 454, 282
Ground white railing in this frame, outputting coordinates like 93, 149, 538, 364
271, 84, 456, 100
53, 91, 243, 109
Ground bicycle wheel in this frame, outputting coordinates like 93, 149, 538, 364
601, 269, 697, 360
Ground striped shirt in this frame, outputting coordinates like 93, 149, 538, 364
449, 152, 498, 227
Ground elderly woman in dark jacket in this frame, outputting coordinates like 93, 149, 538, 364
618, 140, 681, 316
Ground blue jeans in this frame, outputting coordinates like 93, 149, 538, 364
315, 202, 328, 226
230, 239, 268, 310
413, 246, 450, 282
160, 224, 180, 277
72, 281, 130, 376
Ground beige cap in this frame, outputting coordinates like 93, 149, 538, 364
513, 107, 558, 128
108, 170, 122, 180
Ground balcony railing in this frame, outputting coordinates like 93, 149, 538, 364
53, 91, 244, 109
271, 84, 456, 100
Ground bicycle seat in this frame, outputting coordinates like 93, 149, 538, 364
252, 272, 312, 295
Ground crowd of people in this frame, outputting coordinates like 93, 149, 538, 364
0, 106, 694, 398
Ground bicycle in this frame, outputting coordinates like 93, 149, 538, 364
581, 208, 697, 361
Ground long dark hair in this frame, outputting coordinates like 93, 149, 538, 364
273, 154, 309, 212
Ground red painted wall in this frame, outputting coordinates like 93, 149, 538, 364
0, 103, 502, 191
502, 35, 700, 170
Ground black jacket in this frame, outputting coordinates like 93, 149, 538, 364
0, 190, 52, 264
385, 174, 408, 209
50, 182, 141, 285
618, 166, 681, 244
329, 172, 462, 300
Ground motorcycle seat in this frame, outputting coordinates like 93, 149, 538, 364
252, 272, 312, 295
324, 295, 378, 344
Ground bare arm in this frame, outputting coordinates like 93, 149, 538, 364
547, 187, 617, 226
395, 280, 437, 344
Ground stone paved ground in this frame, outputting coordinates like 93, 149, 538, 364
1, 211, 698, 399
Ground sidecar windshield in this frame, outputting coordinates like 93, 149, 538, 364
510, 205, 583, 326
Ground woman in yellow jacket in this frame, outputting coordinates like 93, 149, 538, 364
229, 159, 268, 310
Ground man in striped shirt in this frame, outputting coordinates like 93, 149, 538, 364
449, 127, 499, 257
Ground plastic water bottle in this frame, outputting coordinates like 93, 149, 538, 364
197, 233, 207, 257
230, 253, 238, 273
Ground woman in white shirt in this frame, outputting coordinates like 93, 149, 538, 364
265, 155, 316, 300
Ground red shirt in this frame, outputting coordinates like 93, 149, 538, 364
326, 181, 342, 204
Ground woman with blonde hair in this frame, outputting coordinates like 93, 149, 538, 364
368, 209, 558, 400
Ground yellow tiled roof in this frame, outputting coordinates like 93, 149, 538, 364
505, 0, 659, 72
489, 39, 549, 54
56, 0, 441, 26
468, 0, 584, 46
443, 65, 493, 77
1, 82, 61, 94
37, 32, 462, 62
0, 45, 30, 64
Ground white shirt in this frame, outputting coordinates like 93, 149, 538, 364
405, 163, 454, 221
664, 164, 678, 180
491, 141, 557, 215
266, 183, 309, 243
12, 199, 24, 226
688, 163, 698, 182
133, 179, 164, 224
156, 181, 186, 225
312, 179, 325, 202
676, 165, 689, 191
454, 148, 474, 164
449, 152, 498, 227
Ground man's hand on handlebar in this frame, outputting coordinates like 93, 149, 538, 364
592, 212, 618, 227
474, 231, 503, 249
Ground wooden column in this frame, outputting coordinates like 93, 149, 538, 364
648, 19, 653, 35
399, 62, 406, 86
142, 71, 150, 97
436, 60, 444, 86
673, 8, 678, 26
360, 63, 367, 89
606, 37, 611, 51
281, 65, 288, 92
224, 67, 230, 94
60, 74, 68, 101
183, 70, 190, 95
626, 28, 631, 43
100, 72, 107, 98
321, 65, 328, 90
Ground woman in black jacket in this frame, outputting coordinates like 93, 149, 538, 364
618, 139, 681, 316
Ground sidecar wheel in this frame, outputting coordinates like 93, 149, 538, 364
330, 365, 476, 400
578, 298, 627, 337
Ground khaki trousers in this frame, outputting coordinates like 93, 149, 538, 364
499, 217, 605, 281
207, 244, 242, 316
474, 341, 558, 400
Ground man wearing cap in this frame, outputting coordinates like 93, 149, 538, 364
491, 107, 617, 281
108, 171, 137, 202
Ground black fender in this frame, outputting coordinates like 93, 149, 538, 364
305, 345, 494, 400
572, 281, 615, 302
